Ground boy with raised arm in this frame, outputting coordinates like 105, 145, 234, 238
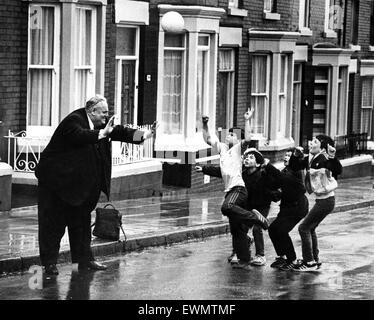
195, 110, 269, 270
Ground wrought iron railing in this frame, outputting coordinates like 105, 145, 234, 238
334, 132, 368, 159
5, 125, 154, 173
111, 124, 154, 166
5, 131, 50, 172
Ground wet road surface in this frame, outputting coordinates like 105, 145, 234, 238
0, 206, 373, 300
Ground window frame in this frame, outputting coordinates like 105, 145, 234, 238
74, 5, 97, 110
299, 0, 311, 30
292, 63, 303, 144
336, 66, 348, 136
114, 25, 140, 126
251, 54, 270, 139
218, 48, 235, 130
264, 0, 276, 13
27, 3, 61, 137
278, 54, 288, 138
228, 0, 239, 9
324, 0, 338, 37
361, 77, 374, 139
196, 34, 211, 132
161, 33, 187, 136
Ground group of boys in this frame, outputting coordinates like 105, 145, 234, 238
196, 110, 342, 272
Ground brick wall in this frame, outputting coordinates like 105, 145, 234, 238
345, 0, 374, 136
0, 0, 28, 161
104, 1, 116, 115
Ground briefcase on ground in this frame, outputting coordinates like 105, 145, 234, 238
92, 204, 126, 241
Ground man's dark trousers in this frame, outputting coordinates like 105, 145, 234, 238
38, 184, 101, 266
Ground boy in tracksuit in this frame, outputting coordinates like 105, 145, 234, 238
291, 135, 342, 271
196, 110, 269, 270
263, 148, 309, 270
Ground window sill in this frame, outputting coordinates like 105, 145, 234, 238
322, 29, 337, 38
349, 44, 361, 51
263, 12, 280, 21
228, 8, 248, 17
299, 27, 313, 37
154, 132, 210, 154
258, 137, 295, 152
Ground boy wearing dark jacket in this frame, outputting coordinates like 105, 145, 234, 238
264, 148, 309, 270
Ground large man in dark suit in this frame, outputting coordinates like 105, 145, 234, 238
35, 95, 156, 275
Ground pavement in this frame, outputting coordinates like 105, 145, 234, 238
0, 176, 374, 275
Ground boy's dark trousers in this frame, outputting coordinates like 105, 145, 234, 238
253, 207, 270, 256
221, 186, 259, 262
269, 195, 309, 262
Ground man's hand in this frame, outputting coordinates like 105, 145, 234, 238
195, 166, 203, 172
244, 108, 254, 120
327, 143, 336, 158
99, 115, 116, 138
202, 116, 209, 124
143, 121, 159, 140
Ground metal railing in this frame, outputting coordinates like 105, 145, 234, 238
334, 132, 368, 159
111, 124, 154, 166
5, 125, 154, 173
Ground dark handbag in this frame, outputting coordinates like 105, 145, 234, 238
92, 204, 126, 241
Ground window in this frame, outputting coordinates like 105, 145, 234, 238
196, 35, 210, 132
299, 0, 311, 29
313, 67, 330, 137
292, 63, 303, 144
361, 78, 374, 139
264, 0, 276, 12
74, 7, 96, 109
336, 67, 348, 135
278, 55, 288, 137
27, 4, 60, 135
162, 34, 186, 135
115, 26, 139, 125
228, 0, 239, 8
251, 55, 269, 137
217, 49, 235, 130
325, 0, 342, 36
350, 0, 359, 45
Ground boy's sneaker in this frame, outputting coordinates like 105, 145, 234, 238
228, 253, 239, 265
251, 209, 269, 230
250, 255, 266, 266
232, 260, 251, 270
279, 260, 298, 271
292, 261, 318, 272
270, 257, 287, 268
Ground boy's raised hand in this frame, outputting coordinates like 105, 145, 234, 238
327, 144, 336, 158
294, 146, 304, 158
244, 108, 254, 120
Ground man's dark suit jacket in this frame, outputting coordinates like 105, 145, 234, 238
35, 108, 143, 206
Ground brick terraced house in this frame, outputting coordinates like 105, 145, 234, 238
0, 0, 372, 205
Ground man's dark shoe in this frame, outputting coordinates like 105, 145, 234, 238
45, 264, 59, 275
78, 261, 107, 271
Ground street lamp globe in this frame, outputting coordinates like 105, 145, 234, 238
160, 11, 184, 33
